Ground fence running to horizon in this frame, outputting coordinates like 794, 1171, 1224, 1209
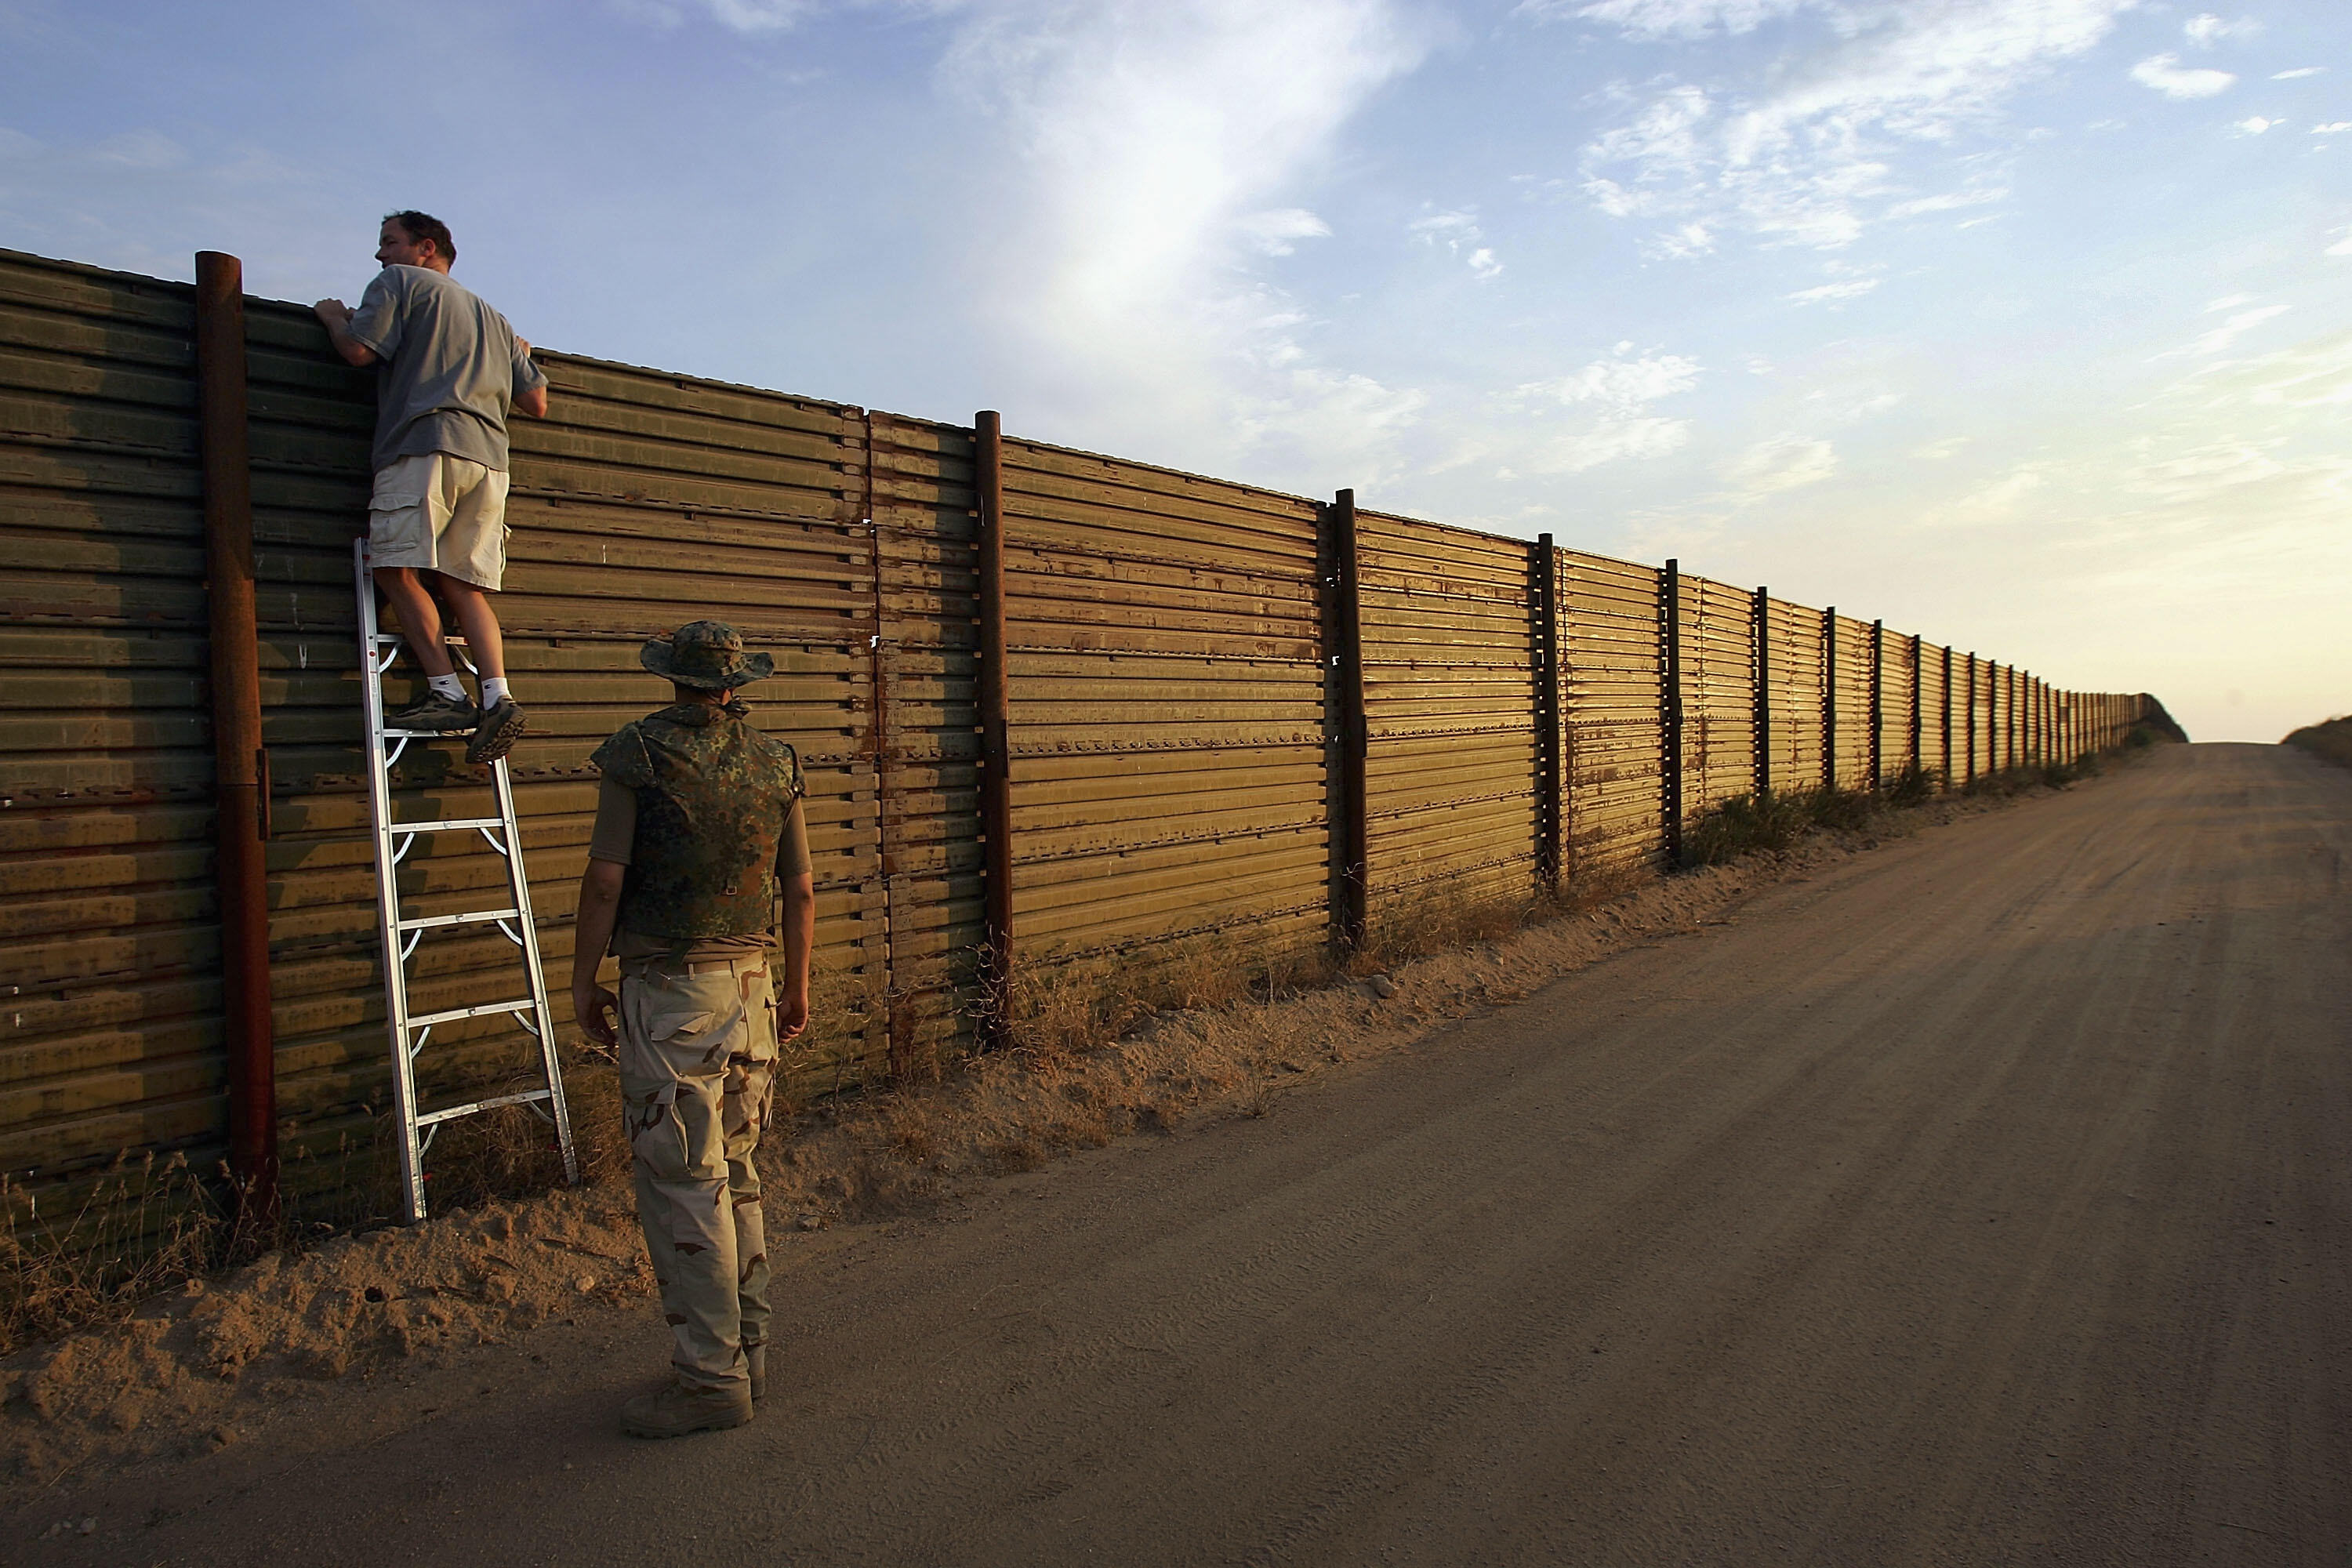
0, 246, 2169, 1232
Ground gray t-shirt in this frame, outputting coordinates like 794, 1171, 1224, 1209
345, 265, 547, 474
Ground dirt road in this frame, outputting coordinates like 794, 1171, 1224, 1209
19, 742, 2352, 1565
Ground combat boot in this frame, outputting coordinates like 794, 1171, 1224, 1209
746, 1342, 767, 1403
620, 1378, 753, 1439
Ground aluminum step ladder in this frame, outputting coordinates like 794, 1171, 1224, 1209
354, 539, 577, 1222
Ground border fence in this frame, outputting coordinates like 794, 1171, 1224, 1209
0, 247, 2168, 1233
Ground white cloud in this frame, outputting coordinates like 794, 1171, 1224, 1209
2130, 54, 2237, 99
2157, 303, 2291, 358
1238, 208, 1333, 256
1501, 344, 1702, 473
1727, 434, 1837, 492
2182, 330, 2352, 408
1889, 185, 2010, 218
2182, 13, 2258, 49
2312, 122, 2352, 136
1409, 208, 1505, 279
1534, 0, 1808, 38
1785, 277, 1880, 303
936, 0, 1434, 470
2331, 226, 2352, 258
1517, 347, 1704, 406
1570, 1, 2132, 254
1528, 415, 1694, 471
2271, 67, 2325, 80
629, 0, 818, 30
2229, 116, 2277, 136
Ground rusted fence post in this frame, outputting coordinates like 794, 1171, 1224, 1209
1822, 607, 1837, 792
1322, 489, 1369, 950
973, 411, 1014, 1047
2005, 666, 2018, 771
195, 251, 277, 1223
1752, 586, 1770, 798
1940, 647, 1953, 789
1908, 633, 1923, 777
1530, 536, 1561, 897
1963, 654, 1976, 783
1868, 617, 1884, 789
1661, 560, 1683, 866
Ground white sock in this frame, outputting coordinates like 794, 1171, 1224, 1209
481, 677, 512, 707
429, 673, 466, 702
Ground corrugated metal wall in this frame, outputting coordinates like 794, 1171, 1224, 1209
1679, 573, 1756, 818
1563, 550, 1665, 876
994, 437, 1328, 979
1763, 598, 1825, 793
1358, 510, 1538, 917
0, 245, 2166, 1233
0, 252, 212, 1224
867, 412, 981, 1073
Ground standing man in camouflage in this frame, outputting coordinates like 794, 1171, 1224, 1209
314, 210, 546, 765
571, 622, 815, 1438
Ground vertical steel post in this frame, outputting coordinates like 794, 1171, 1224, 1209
1908, 633, 1923, 777
1963, 654, 1976, 782
1323, 490, 1369, 949
2005, 665, 2017, 771
1822, 608, 1837, 792
196, 251, 277, 1223
1940, 646, 1953, 789
1752, 586, 1770, 798
1530, 535, 1562, 897
1867, 617, 1884, 789
973, 412, 1014, 1047
1661, 561, 1683, 866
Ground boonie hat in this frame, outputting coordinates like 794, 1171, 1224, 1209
640, 620, 775, 689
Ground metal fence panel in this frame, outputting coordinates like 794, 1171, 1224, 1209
0, 251, 216, 1223
869, 412, 982, 1069
1564, 551, 1664, 873
1356, 510, 1537, 913
1764, 598, 1825, 793
997, 438, 1328, 974
1680, 573, 1756, 815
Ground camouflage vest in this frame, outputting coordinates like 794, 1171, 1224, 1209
589, 702, 804, 942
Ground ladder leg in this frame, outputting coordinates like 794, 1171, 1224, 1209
357, 540, 430, 1223
356, 538, 577, 1222
492, 754, 579, 1187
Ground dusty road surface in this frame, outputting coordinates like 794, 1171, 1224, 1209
17, 742, 2352, 1565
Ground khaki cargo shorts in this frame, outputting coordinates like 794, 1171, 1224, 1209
367, 452, 510, 590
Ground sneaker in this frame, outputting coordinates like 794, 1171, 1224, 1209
464, 696, 525, 765
386, 691, 478, 732
746, 1343, 766, 1403
620, 1379, 753, 1439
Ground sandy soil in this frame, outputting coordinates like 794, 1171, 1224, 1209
6, 742, 2347, 1565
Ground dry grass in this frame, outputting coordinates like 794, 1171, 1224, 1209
2284, 715, 2352, 771
0, 1045, 626, 1360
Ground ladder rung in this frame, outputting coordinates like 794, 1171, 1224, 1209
393, 816, 506, 835
416, 1087, 554, 1128
397, 907, 522, 933
407, 998, 535, 1029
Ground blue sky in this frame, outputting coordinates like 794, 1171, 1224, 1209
3, 0, 2346, 742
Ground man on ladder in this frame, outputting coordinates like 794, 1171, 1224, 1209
572, 622, 816, 1439
314, 209, 546, 764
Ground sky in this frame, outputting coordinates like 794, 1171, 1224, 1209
2, 0, 2346, 743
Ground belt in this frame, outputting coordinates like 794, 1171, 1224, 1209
619, 953, 771, 980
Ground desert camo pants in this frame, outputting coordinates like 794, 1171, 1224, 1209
617, 953, 779, 1392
